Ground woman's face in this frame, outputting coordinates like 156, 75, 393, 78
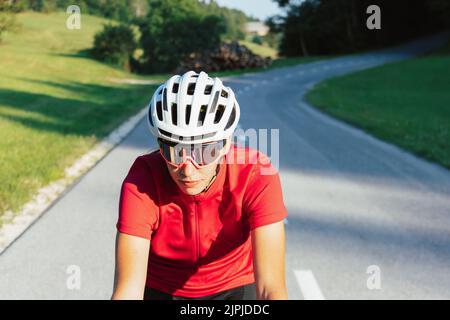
166, 158, 220, 195
164, 138, 230, 195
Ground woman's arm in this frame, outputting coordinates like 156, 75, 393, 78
111, 232, 150, 300
251, 220, 288, 300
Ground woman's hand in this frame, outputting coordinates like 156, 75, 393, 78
251, 220, 288, 300
111, 232, 150, 300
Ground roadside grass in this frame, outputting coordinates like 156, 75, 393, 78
306, 40, 450, 169
238, 40, 278, 59
0, 12, 158, 220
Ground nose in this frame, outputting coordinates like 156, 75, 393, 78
179, 159, 196, 177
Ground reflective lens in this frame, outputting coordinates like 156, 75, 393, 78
158, 138, 226, 168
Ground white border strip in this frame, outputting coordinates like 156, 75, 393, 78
0, 106, 148, 254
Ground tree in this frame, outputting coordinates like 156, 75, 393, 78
138, 0, 226, 73
425, 0, 450, 28
271, 0, 449, 57
92, 24, 138, 71
199, 1, 248, 41
27, 0, 57, 12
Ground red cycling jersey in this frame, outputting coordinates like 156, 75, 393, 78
116, 144, 288, 298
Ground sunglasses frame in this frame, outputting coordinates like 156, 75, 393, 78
158, 138, 228, 169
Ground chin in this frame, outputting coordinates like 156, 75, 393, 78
179, 184, 205, 195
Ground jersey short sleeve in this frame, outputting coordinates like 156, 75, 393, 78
116, 157, 159, 240
243, 152, 288, 230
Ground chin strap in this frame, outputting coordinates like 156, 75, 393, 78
201, 142, 229, 193
201, 160, 221, 193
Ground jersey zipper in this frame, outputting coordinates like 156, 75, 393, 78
194, 200, 200, 262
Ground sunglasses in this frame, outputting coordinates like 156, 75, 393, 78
158, 138, 227, 169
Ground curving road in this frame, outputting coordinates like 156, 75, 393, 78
0, 33, 449, 299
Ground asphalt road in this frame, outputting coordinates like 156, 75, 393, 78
0, 33, 449, 299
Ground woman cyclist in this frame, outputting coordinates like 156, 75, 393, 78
112, 71, 288, 300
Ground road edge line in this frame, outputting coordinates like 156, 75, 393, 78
0, 106, 148, 255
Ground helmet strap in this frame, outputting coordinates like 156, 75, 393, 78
200, 158, 221, 193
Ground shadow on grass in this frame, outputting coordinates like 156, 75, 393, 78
0, 79, 158, 138
50, 49, 92, 59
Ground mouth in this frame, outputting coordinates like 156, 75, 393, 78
179, 180, 201, 187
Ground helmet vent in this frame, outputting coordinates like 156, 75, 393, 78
172, 83, 179, 93
221, 90, 228, 98
158, 129, 172, 138
162, 88, 168, 111
187, 83, 196, 95
186, 105, 191, 125
204, 85, 213, 95
197, 105, 207, 126
209, 91, 220, 114
156, 101, 163, 121
225, 104, 236, 130
214, 105, 225, 124
171, 103, 178, 125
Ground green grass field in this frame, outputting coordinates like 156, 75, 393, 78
239, 40, 278, 59
0, 12, 160, 219
306, 41, 450, 169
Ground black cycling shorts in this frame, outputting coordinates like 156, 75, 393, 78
144, 282, 257, 300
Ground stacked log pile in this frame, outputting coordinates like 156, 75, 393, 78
175, 41, 272, 73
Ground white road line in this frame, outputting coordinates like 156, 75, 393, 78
0, 105, 149, 254
294, 270, 325, 300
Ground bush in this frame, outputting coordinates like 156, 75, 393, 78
91, 24, 137, 71
27, 0, 57, 12
0, 1, 18, 43
251, 35, 264, 45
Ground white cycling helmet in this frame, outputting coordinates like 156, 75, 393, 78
147, 70, 240, 144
